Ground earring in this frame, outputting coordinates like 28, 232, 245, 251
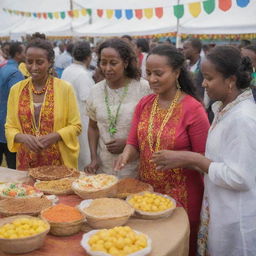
176, 79, 181, 89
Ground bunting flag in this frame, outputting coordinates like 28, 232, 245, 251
2, 0, 251, 20
188, 2, 201, 17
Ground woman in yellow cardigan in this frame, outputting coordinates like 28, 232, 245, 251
5, 38, 81, 170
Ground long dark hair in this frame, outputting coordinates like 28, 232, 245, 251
97, 38, 140, 80
149, 45, 200, 101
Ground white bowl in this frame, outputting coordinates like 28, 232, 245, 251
81, 229, 152, 256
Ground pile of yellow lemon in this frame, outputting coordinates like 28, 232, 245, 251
88, 226, 148, 256
128, 192, 173, 212
0, 217, 48, 239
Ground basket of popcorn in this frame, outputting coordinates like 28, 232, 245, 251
72, 174, 118, 200
81, 226, 152, 256
0, 215, 50, 254
41, 204, 85, 236
126, 192, 176, 220
79, 198, 134, 229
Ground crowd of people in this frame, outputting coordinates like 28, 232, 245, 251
1, 32, 256, 256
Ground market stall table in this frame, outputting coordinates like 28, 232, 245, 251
0, 167, 190, 256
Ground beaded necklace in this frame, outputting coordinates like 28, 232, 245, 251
104, 82, 129, 136
148, 90, 181, 152
31, 77, 50, 95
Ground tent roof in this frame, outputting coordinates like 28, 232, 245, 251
0, 0, 255, 37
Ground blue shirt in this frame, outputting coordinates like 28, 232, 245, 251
0, 59, 24, 143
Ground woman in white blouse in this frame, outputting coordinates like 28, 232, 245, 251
85, 38, 150, 178
151, 45, 256, 256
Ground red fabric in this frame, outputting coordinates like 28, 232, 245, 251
127, 94, 210, 256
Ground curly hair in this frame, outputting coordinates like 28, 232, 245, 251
97, 38, 140, 80
149, 44, 200, 101
207, 45, 253, 89
25, 38, 55, 67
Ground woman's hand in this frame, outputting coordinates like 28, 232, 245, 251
114, 153, 129, 171
151, 150, 188, 171
105, 139, 126, 154
15, 134, 44, 153
85, 159, 99, 174
38, 132, 61, 149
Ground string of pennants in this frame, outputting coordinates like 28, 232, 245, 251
2, 0, 251, 20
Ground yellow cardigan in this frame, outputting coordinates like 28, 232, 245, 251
5, 77, 82, 169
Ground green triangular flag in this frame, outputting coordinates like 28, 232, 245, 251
60, 11, 66, 19
173, 5, 184, 19
86, 9, 92, 16
48, 12, 53, 19
203, 0, 215, 14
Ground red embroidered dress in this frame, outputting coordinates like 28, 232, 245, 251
17, 77, 62, 170
127, 94, 210, 256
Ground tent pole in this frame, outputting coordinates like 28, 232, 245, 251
70, 0, 74, 36
175, 0, 181, 49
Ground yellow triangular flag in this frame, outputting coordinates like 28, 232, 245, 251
73, 9, 79, 18
81, 9, 87, 16
144, 8, 153, 19
188, 2, 201, 17
54, 12, 59, 19
106, 9, 114, 19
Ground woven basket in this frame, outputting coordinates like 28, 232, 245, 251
72, 180, 118, 200
81, 198, 134, 229
0, 215, 50, 254
0, 196, 52, 217
126, 192, 176, 220
34, 178, 75, 196
41, 207, 85, 236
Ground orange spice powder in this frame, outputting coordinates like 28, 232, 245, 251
42, 204, 83, 222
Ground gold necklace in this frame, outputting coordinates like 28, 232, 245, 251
148, 90, 181, 152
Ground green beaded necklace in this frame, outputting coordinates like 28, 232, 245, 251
104, 82, 129, 136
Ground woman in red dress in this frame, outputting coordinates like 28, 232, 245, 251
115, 45, 210, 256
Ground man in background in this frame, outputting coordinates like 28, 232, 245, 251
0, 42, 25, 169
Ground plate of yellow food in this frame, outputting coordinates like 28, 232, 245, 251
72, 174, 118, 199
81, 226, 152, 256
34, 178, 75, 195
126, 192, 176, 219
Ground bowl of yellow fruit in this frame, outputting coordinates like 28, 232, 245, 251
126, 192, 176, 220
0, 215, 50, 254
81, 226, 152, 256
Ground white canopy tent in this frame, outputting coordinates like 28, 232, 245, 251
0, 0, 255, 38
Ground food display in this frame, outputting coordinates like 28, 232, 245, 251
81, 226, 152, 256
41, 204, 83, 223
0, 217, 49, 239
81, 198, 134, 229
72, 174, 118, 199
34, 178, 75, 195
0, 215, 50, 254
116, 178, 154, 199
0, 183, 43, 199
29, 165, 80, 181
127, 192, 176, 219
0, 197, 52, 216
41, 204, 85, 236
